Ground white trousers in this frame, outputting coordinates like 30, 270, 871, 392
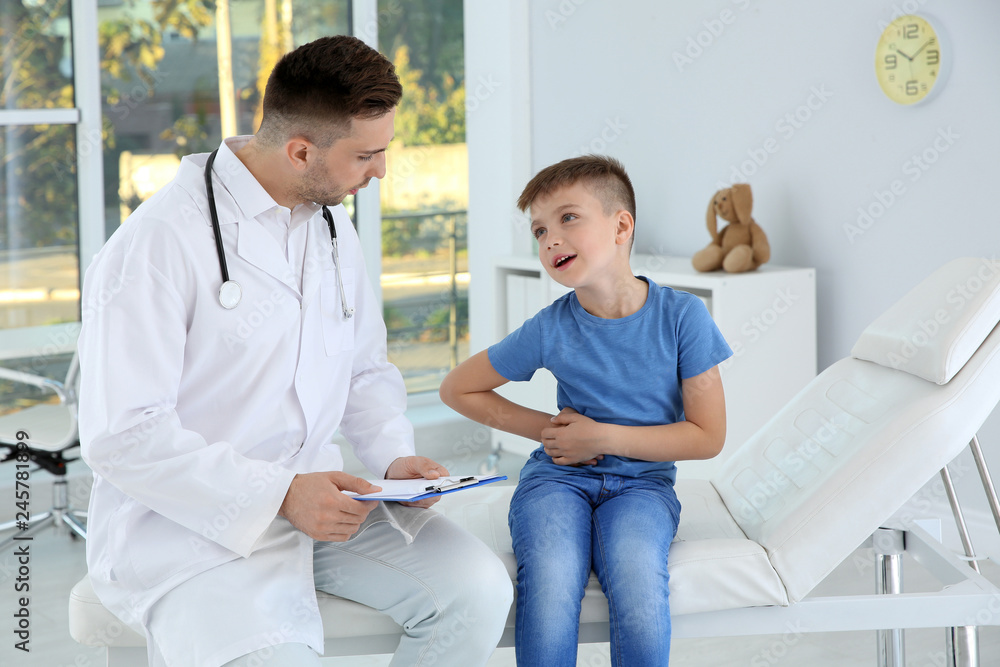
220, 643, 320, 666
147, 510, 511, 667
313, 511, 512, 666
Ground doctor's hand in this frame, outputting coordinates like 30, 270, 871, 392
278, 472, 381, 542
542, 407, 607, 467
385, 456, 450, 509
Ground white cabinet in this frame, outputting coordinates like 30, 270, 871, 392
492, 254, 817, 480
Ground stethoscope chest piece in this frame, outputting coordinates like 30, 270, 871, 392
219, 280, 242, 309
205, 147, 353, 317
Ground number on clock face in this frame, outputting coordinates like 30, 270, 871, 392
875, 15, 943, 105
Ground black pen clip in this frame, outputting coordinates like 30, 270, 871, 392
425, 476, 477, 493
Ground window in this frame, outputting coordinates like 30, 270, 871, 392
0, 0, 104, 399
1, 0, 81, 332
1, 0, 467, 397
377, 0, 468, 393
101, 0, 352, 233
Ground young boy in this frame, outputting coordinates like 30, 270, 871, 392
439, 155, 733, 666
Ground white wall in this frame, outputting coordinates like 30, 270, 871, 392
466, 0, 1000, 551
465, 0, 531, 358
526, 0, 997, 361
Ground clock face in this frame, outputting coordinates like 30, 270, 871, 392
875, 15, 943, 105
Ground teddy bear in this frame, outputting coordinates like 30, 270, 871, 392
691, 183, 770, 273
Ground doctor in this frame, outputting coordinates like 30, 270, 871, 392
78, 35, 511, 667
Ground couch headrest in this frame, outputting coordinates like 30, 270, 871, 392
851, 258, 1000, 384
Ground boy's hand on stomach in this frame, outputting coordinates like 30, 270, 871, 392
541, 407, 607, 466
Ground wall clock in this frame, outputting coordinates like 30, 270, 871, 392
874, 14, 948, 105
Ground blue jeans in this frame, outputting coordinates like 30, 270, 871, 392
508, 473, 681, 667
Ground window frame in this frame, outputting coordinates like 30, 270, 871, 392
0, 0, 104, 357
351, 0, 385, 306
74, 0, 108, 277
0, 1, 387, 355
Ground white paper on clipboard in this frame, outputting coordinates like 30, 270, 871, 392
342, 474, 507, 502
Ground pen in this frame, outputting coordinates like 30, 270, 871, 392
425, 476, 476, 492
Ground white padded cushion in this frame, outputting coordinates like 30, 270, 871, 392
0, 404, 74, 451
69, 481, 790, 649
434, 481, 788, 617
668, 479, 788, 612
69, 576, 146, 647
851, 257, 1000, 384
715, 317, 1000, 603
69, 571, 409, 649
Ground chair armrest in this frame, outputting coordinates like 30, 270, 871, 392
0, 367, 68, 405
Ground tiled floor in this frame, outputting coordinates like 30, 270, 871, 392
1, 416, 998, 666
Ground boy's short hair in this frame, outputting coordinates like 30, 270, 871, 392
257, 35, 402, 148
516, 155, 637, 230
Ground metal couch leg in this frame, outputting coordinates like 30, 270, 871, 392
946, 626, 980, 667
941, 464, 981, 667
874, 527, 905, 667
970, 435, 1000, 535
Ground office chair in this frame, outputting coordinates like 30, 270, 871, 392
0, 349, 86, 552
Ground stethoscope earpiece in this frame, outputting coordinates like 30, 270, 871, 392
205, 148, 353, 318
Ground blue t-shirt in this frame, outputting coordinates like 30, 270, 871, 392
488, 276, 733, 485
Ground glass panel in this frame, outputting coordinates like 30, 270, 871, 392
100, 0, 351, 231
378, 0, 468, 394
0, 123, 80, 329
0, 0, 75, 110
382, 209, 468, 394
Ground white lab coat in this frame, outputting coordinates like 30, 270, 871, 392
78, 140, 415, 660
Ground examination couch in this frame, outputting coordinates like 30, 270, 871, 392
70, 257, 1000, 666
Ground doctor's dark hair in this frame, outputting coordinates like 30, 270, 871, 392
257, 35, 402, 148
517, 155, 637, 246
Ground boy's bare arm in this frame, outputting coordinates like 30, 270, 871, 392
439, 350, 554, 441
541, 366, 727, 465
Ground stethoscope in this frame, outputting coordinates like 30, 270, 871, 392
204, 149, 354, 318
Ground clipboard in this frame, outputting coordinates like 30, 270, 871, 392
342, 474, 507, 502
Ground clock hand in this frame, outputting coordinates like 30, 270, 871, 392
910, 39, 933, 59
895, 48, 914, 62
